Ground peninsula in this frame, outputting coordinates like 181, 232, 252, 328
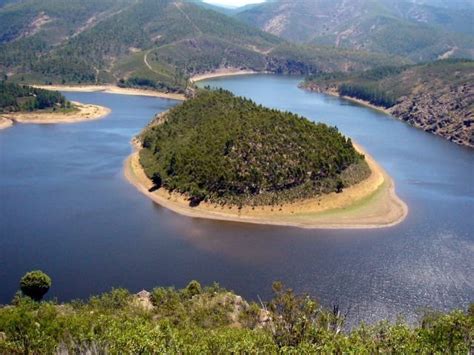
0, 82, 109, 129
125, 89, 407, 229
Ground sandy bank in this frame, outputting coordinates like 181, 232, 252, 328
32, 69, 259, 100
33, 85, 185, 101
306, 86, 393, 115
4, 101, 110, 125
190, 69, 261, 83
124, 144, 407, 229
0, 117, 13, 130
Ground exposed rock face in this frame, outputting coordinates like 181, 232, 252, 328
134, 290, 154, 311
391, 83, 473, 147
236, 0, 474, 62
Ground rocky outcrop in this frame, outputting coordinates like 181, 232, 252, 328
134, 290, 154, 311
391, 83, 473, 148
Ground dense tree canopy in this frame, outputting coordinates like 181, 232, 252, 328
140, 89, 369, 206
0, 81, 69, 112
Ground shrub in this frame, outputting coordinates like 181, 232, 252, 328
19, 270, 51, 301
184, 280, 202, 299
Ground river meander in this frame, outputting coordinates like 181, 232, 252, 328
1, 75, 472, 325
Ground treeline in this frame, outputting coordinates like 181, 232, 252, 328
118, 77, 184, 94
140, 89, 369, 206
339, 83, 398, 108
305, 65, 412, 108
0, 81, 70, 112
0, 271, 472, 353
304, 59, 474, 109
334, 65, 410, 108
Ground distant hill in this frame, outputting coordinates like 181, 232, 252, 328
303, 59, 474, 148
0, 0, 406, 91
235, 0, 474, 62
140, 89, 370, 206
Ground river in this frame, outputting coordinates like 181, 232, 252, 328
0, 75, 473, 326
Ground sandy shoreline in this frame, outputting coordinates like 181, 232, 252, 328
30, 69, 260, 101
33, 85, 186, 101
124, 143, 407, 229
3, 101, 110, 125
189, 69, 260, 83
0, 117, 13, 130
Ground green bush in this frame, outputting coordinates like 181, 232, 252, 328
184, 280, 202, 299
19, 270, 51, 301
0, 282, 472, 354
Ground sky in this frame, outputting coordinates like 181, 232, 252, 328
203, 0, 266, 8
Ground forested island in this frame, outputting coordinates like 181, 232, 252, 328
303, 59, 474, 148
126, 89, 406, 228
0, 271, 472, 353
140, 89, 369, 206
0, 81, 110, 128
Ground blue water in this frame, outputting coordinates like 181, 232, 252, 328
1, 75, 473, 326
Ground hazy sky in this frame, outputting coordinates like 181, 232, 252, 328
203, 0, 266, 8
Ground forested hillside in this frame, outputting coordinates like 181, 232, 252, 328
303, 59, 474, 148
140, 90, 370, 206
0, 0, 405, 92
235, 0, 474, 62
0, 81, 69, 112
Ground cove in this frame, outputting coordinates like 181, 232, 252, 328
0, 75, 472, 326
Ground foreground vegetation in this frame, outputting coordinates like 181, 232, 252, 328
0, 272, 472, 354
140, 89, 370, 207
0, 81, 70, 112
304, 59, 474, 148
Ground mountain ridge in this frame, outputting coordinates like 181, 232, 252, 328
0, 0, 407, 91
235, 0, 474, 61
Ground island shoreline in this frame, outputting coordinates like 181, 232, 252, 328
124, 142, 408, 230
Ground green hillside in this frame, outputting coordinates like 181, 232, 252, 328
0, 0, 406, 92
235, 0, 474, 62
0, 81, 70, 112
303, 59, 474, 147
140, 90, 370, 207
